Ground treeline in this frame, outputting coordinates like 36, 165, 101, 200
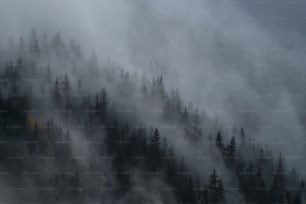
0, 29, 225, 204
0, 29, 305, 204
0, 70, 225, 204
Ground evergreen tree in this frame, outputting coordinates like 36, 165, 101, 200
53, 78, 61, 105
156, 75, 165, 98
52, 32, 65, 50
95, 95, 100, 113
30, 28, 40, 53
148, 128, 162, 171
216, 131, 224, 150
62, 73, 71, 98
208, 169, 225, 204
46, 62, 52, 82
254, 165, 267, 203
100, 88, 108, 118
240, 128, 246, 141
228, 136, 236, 160
217, 179, 225, 203
271, 153, 286, 203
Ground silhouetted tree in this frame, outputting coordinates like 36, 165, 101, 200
271, 153, 286, 203
30, 28, 40, 53
62, 73, 71, 98
208, 169, 225, 204
148, 128, 162, 171
216, 131, 224, 151
53, 78, 61, 105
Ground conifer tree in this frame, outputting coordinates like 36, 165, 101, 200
216, 131, 224, 150
228, 136, 236, 160
53, 78, 61, 105
30, 28, 40, 53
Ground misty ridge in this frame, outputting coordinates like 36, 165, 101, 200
1, 0, 306, 204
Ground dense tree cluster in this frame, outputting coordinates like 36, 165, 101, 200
215, 130, 305, 204
0, 29, 304, 204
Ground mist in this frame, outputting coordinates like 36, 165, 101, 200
1, 0, 306, 203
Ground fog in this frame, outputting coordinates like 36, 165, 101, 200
1, 0, 306, 203
1, 0, 306, 165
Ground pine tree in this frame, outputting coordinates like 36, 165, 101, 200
53, 78, 61, 105
244, 161, 255, 201
157, 75, 165, 98
95, 95, 100, 113
52, 32, 65, 50
151, 128, 161, 150
240, 128, 246, 140
217, 179, 225, 203
271, 153, 286, 203
228, 136, 236, 160
148, 128, 162, 170
216, 131, 224, 150
208, 169, 219, 203
62, 73, 71, 98
46, 62, 52, 82
100, 88, 108, 117
254, 165, 267, 203
30, 28, 40, 53
174, 89, 181, 112
182, 107, 189, 122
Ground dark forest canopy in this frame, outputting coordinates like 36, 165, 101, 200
0, 29, 304, 204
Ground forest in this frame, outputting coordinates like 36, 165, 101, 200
0, 29, 305, 204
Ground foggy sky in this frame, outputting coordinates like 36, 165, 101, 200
1, 0, 306, 174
